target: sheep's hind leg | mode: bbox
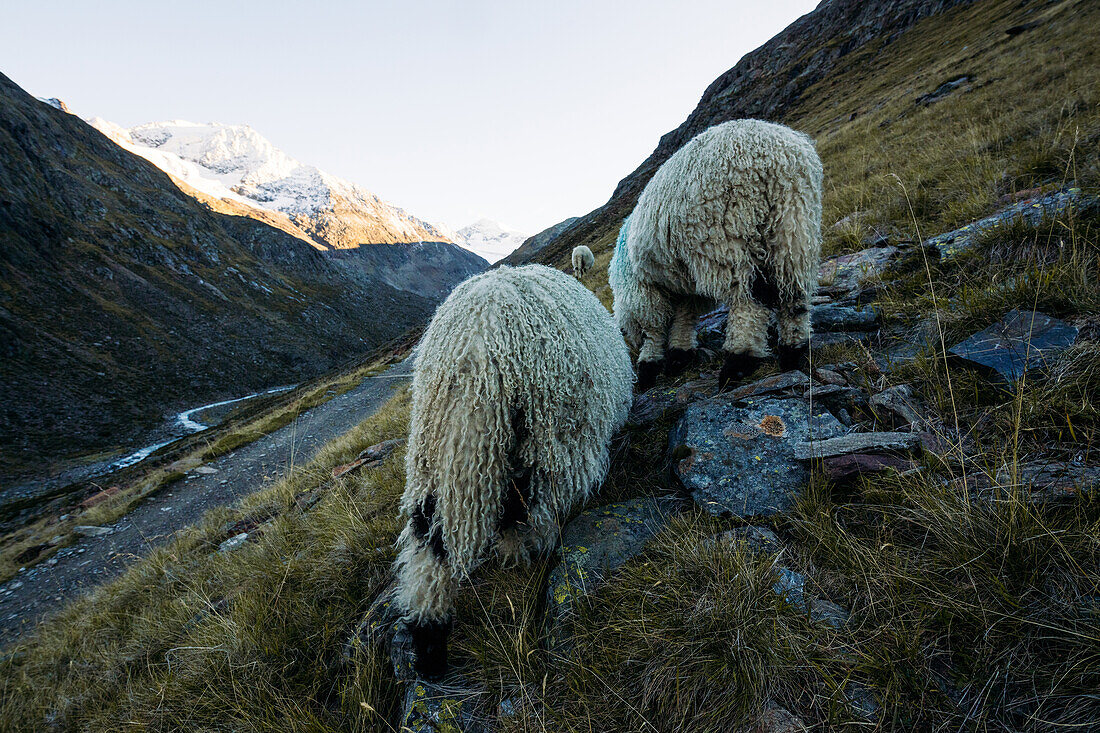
[635,287,674,392]
[396,500,457,681]
[665,299,699,377]
[776,296,812,371]
[718,298,771,389]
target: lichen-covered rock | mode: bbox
[925,189,1097,261]
[670,395,846,516]
[331,438,405,478]
[712,528,851,628]
[822,453,914,481]
[749,704,810,733]
[948,310,1078,383]
[338,581,409,677]
[545,497,682,648]
[964,460,1100,504]
[712,526,784,555]
[810,330,874,349]
[400,680,492,733]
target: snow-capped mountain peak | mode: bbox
[86,117,451,247]
[450,218,528,264]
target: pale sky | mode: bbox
[3,0,818,234]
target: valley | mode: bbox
[1,0,1098,730]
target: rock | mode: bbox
[670,396,845,517]
[727,371,810,400]
[712,526,784,555]
[804,384,869,414]
[810,597,851,629]
[817,245,899,295]
[844,682,881,719]
[925,188,1098,260]
[813,368,847,386]
[810,330,874,349]
[773,567,807,609]
[822,453,913,481]
[192,466,218,475]
[751,704,809,733]
[676,375,719,404]
[545,497,682,648]
[811,304,880,332]
[794,431,920,460]
[80,486,120,509]
[332,438,406,478]
[915,74,970,105]
[400,680,491,733]
[217,532,248,553]
[965,461,1100,503]
[948,310,1078,383]
[72,525,112,537]
[627,388,683,427]
[868,384,924,429]
[358,437,405,462]
[343,584,401,662]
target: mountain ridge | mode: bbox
[0,72,436,481]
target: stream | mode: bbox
[0,385,296,509]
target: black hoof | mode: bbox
[777,343,809,371]
[665,348,695,377]
[636,360,663,392]
[409,618,451,681]
[718,352,764,390]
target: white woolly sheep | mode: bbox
[571,245,595,278]
[610,119,823,390]
[394,264,634,679]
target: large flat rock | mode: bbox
[670,395,846,517]
[949,310,1078,383]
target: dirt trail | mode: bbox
[0,358,413,646]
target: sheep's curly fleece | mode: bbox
[395,264,634,622]
[611,119,823,362]
[571,245,595,278]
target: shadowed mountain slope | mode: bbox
[0,72,434,481]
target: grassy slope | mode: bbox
[3,1,1100,730]
[568,0,1099,304]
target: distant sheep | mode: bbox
[394,264,633,679]
[610,119,823,390]
[571,245,595,278]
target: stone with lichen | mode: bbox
[670,394,846,517]
[544,496,682,649]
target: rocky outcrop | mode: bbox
[328,241,487,301]
[925,189,1098,260]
